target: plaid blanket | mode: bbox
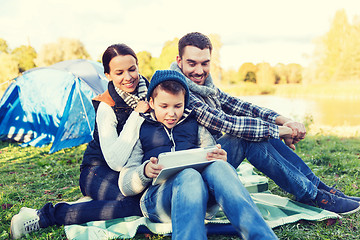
[65,162,339,240]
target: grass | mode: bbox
[1,135,360,239]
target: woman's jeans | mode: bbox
[38,165,142,228]
[218,134,320,201]
[141,161,278,240]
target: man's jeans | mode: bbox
[140,161,278,240]
[218,134,319,201]
[38,165,142,228]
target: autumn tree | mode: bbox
[36,38,90,66]
[12,45,37,72]
[137,50,154,81]
[152,38,179,71]
[208,34,222,84]
[0,38,9,53]
[287,63,303,84]
[222,68,240,85]
[238,62,257,83]
[312,9,360,82]
[0,52,19,93]
[256,62,275,85]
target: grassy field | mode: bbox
[1,135,360,240]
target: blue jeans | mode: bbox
[141,161,278,240]
[38,165,142,228]
[218,134,319,201]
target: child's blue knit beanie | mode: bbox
[147,70,189,107]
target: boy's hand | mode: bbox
[206,144,227,162]
[135,100,150,113]
[145,157,163,178]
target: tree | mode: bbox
[238,62,257,83]
[0,52,19,93]
[256,62,275,85]
[12,45,37,72]
[208,34,222,84]
[0,38,9,53]
[36,38,90,66]
[286,63,303,84]
[222,68,240,85]
[314,9,351,82]
[153,38,179,71]
[137,50,154,81]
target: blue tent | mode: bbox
[0,59,108,153]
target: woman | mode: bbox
[10,44,150,239]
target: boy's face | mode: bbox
[149,90,185,129]
[176,45,211,86]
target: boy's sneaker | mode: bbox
[302,189,360,215]
[327,185,360,202]
[10,207,40,239]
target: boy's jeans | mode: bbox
[141,161,278,240]
[218,134,319,201]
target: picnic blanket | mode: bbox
[65,162,340,240]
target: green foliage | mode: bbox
[12,45,37,72]
[137,51,154,81]
[152,38,178,71]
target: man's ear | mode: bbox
[176,55,182,68]
[149,97,155,109]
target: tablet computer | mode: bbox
[152,146,218,185]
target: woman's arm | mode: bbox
[97,102,144,171]
[119,139,152,196]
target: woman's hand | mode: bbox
[144,157,163,178]
[206,144,227,162]
[134,100,150,113]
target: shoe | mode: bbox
[10,207,40,239]
[327,184,360,202]
[301,189,360,215]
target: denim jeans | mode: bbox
[218,134,319,201]
[141,161,278,240]
[38,165,142,228]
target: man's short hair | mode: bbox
[178,32,213,58]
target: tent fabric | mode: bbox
[64,163,339,239]
[0,59,108,153]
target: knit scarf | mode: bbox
[170,62,221,109]
[114,75,147,109]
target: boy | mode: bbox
[119,70,278,240]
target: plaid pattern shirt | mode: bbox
[189,88,280,142]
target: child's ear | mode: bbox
[149,97,155,109]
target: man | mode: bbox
[169,32,360,215]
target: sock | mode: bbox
[318,181,332,192]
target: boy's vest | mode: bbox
[139,112,199,162]
[81,80,148,168]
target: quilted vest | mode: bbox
[139,112,199,162]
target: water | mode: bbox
[239,95,360,127]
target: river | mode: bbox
[240,95,360,127]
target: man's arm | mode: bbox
[190,93,280,141]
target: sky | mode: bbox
[1,0,359,70]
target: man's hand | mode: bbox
[283,120,306,144]
[279,126,296,150]
[144,157,163,178]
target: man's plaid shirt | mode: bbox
[189,88,280,142]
